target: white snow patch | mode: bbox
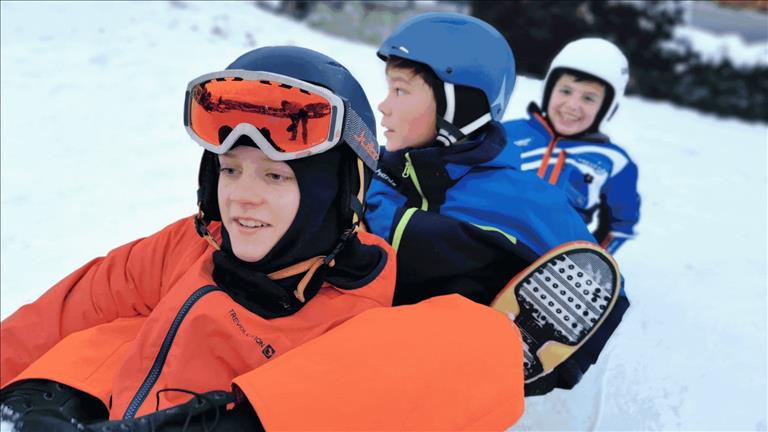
[1,2,766,431]
[665,25,768,67]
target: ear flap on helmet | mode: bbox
[197,150,221,222]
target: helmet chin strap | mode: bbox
[197,157,368,304]
[282,157,367,303]
[435,82,492,146]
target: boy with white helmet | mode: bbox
[504,38,641,254]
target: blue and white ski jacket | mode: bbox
[502,104,641,254]
[364,121,629,394]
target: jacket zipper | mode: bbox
[123,285,221,419]
[537,137,559,179]
[402,153,429,211]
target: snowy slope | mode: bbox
[1,2,766,431]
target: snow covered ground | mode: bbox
[1,2,766,431]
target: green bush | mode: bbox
[471,0,767,122]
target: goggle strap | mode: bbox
[342,106,379,170]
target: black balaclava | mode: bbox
[211,136,350,318]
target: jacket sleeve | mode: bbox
[389,206,538,305]
[599,158,640,253]
[233,295,525,431]
[0,216,206,387]
[364,176,407,243]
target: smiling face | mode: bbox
[377,65,437,152]
[217,145,300,262]
[547,73,606,136]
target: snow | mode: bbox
[667,25,768,67]
[1,2,766,431]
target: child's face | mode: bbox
[218,146,300,262]
[378,66,437,152]
[547,73,606,136]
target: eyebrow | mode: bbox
[388,75,414,85]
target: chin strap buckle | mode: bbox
[323,226,357,266]
[194,209,221,251]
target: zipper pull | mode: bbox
[402,156,412,178]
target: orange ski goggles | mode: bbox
[184,70,378,169]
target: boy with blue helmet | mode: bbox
[365,13,630,396]
[503,38,641,254]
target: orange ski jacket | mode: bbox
[1,216,525,430]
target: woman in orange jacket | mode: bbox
[0,46,525,431]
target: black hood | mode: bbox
[211,137,385,318]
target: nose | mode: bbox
[227,176,266,208]
[563,95,580,112]
[378,94,391,117]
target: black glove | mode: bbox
[0,379,108,431]
[86,390,263,432]
[524,357,585,397]
[1,384,263,432]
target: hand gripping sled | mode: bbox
[491,241,620,383]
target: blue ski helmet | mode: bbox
[378,13,515,124]
[195,46,377,232]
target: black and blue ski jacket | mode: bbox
[365,121,630,394]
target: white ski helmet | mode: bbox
[542,38,629,131]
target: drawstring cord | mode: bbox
[267,226,358,303]
[154,388,228,432]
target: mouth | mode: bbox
[233,217,270,229]
[557,111,581,122]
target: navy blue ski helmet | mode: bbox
[195,46,377,227]
[378,13,515,122]
[227,46,376,134]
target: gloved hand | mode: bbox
[1,384,263,432]
[87,390,263,432]
[0,379,108,431]
[524,357,585,397]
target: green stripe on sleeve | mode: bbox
[472,224,517,244]
[392,208,418,252]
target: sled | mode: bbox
[491,241,621,382]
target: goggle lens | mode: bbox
[189,77,334,152]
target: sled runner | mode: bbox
[491,241,620,382]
